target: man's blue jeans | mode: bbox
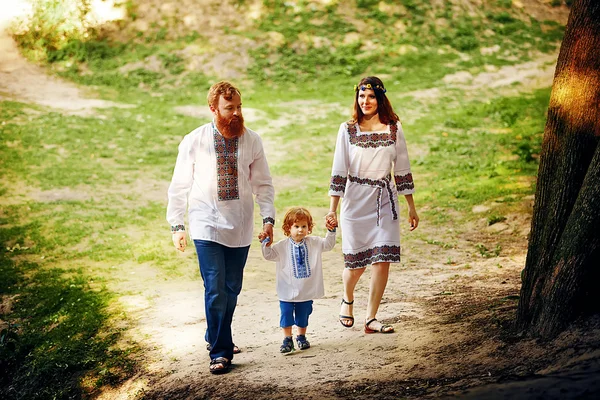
[193,240,249,361]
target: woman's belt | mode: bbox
[347,174,398,226]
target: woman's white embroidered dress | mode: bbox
[329,121,414,269]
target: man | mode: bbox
[167,81,275,374]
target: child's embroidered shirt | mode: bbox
[261,231,336,302]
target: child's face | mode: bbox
[289,218,309,243]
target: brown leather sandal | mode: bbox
[209,357,231,374]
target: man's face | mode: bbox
[211,93,245,139]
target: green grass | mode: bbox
[0,0,566,397]
[0,253,137,399]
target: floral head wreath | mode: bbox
[354,83,387,94]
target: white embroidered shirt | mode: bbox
[166,121,275,247]
[261,231,336,302]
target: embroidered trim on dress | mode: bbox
[348,122,397,149]
[171,224,185,233]
[348,174,398,226]
[343,245,401,269]
[263,217,275,225]
[395,173,414,192]
[329,174,347,193]
[213,124,240,201]
[290,239,311,279]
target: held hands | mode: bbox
[257,231,269,243]
[172,231,187,252]
[325,211,338,231]
[259,223,274,246]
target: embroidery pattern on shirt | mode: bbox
[394,173,415,192]
[347,122,397,148]
[213,125,240,201]
[343,245,401,269]
[171,224,185,233]
[330,174,347,193]
[290,239,311,279]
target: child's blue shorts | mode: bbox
[279,300,313,328]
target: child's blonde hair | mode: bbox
[282,207,315,237]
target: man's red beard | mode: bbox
[216,112,245,139]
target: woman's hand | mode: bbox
[407,208,419,231]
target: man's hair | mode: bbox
[282,207,314,237]
[207,81,241,108]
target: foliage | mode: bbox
[10,0,95,62]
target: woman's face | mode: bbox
[358,88,378,117]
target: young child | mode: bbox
[259,207,337,354]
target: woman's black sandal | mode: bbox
[339,298,355,328]
[364,318,394,334]
[209,357,231,374]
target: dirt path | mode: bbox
[2,18,600,399]
[0,13,131,116]
[96,213,528,400]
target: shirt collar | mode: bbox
[289,237,306,246]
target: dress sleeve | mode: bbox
[166,133,195,232]
[329,122,349,197]
[393,122,415,195]
[250,134,276,225]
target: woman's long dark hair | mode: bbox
[350,76,399,125]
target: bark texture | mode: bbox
[517,0,600,338]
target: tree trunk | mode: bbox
[517,0,600,338]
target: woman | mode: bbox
[327,76,419,334]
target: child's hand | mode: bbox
[325,215,338,231]
[258,230,272,245]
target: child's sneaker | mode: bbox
[296,334,310,350]
[280,336,294,354]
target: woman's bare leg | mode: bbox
[365,262,390,329]
[340,267,365,326]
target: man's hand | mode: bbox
[262,223,274,247]
[172,231,187,252]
